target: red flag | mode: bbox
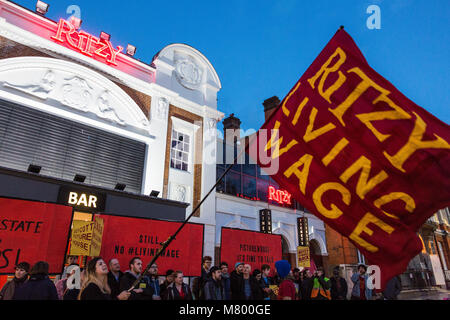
[248,29,450,290]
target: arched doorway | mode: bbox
[309,239,323,269]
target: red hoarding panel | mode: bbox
[97,215,204,277]
[220,227,282,272]
[0,198,73,274]
[248,29,450,289]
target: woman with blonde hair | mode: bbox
[79,257,130,300]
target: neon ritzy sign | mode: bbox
[268,186,292,205]
[51,19,123,66]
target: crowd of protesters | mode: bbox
[0,254,402,301]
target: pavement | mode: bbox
[397,287,450,300]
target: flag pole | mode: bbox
[127,134,252,292]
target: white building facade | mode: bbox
[0,0,223,263]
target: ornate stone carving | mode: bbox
[174,53,203,90]
[96,90,125,125]
[61,76,93,112]
[154,97,169,120]
[208,117,217,130]
[2,69,56,100]
[176,185,187,202]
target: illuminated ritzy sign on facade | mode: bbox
[51,19,123,66]
[268,186,292,205]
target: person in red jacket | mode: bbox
[275,260,296,300]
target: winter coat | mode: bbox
[231,274,263,300]
[330,276,348,300]
[382,276,402,300]
[351,273,373,300]
[230,270,243,300]
[311,276,331,300]
[300,277,314,300]
[204,278,226,300]
[0,277,28,300]
[13,274,58,300]
[193,268,209,300]
[119,271,153,300]
[107,271,124,299]
[221,273,231,300]
[164,282,193,300]
[79,282,111,300]
[147,275,161,298]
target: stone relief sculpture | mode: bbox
[96,90,125,125]
[61,76,93,112]
[155,97,169,120]
[174,53,203,90]
[2,69,56,100]
[176,185,187,202]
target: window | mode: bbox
[170,130,190,172]
[242,176,256,198]
[225,170,241,195]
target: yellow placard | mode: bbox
[69,221,93,256]
[269,285,279,296]
[69,218,104,257]
[297,246,310,268]
[90,218,104,257]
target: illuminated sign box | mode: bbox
[58,186,106,212]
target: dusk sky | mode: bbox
[16,0,450,134]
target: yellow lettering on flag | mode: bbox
[282,82,302,117]
[265,121,298,159]
[322,138,349,166]
[308,47,347,103]
[303,107,336,143]
[349,212,395,253]
[313,182,351,219]
[340,156,388,200]
[329,67,411,138]
[384,112,450,173]
[284,154,313,195]
[373,192,416,220]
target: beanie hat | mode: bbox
[275,260,291,279]
[234,262,244,269]
[15,262,30,273]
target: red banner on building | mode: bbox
[0,198,73,274]
[220,227,282,272]
[97,215,204,277]
[248,29,450,289]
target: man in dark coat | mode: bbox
[330,266,348,300]
[382,275,402,300]
[119,257,153,300]
[193,256,212,300]
[13,261,58,300]
[107,258,124,299]
[220,262,231,300]
[204,266,226,300]
[230,262,244,300]
[300,268,314,300]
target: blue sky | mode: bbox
[16,0,450,132]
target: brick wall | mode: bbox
[325,224,359,275]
